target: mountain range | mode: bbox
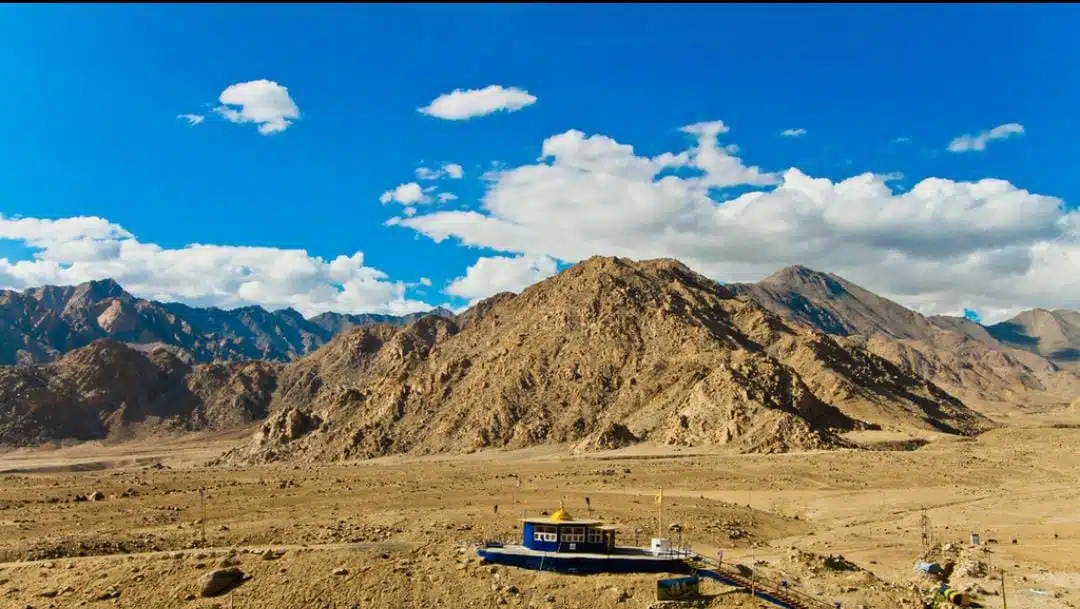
[0,278,454,366]
[1,258,1077,459]
[727,266,1079,407]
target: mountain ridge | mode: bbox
[0,280,455,366]
[728,266,1079,407]
[2,258,1076,458]
[219,255,990,464]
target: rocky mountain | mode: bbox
[219,256,990,464]
[0,279,454,365]
[727,266,1079,407]
[0,340,280,446]
[983,309,1080,369]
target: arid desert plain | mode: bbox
[1,406,1078,609]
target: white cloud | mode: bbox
[214,79,300,135]
[780,128,807,138]
[0,215,431,317]
[415,167,441,180]
[380,182,430,205]
[444,163,464,179]
[679,121,776,187]
[893,136,912,144]
[445,255,558,303]
[419,277,432,287]
[177,113,205,126]
[948,123,1025,153]
[418,85,536,120]
[392,120,1080,323]
[416,163,466,181]
[436,193,459,203]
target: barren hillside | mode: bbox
[987,308,1080,370]
[221,257,989,464]
[0,340,279,445]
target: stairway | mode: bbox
[687,557,837,609]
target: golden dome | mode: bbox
[550,508,573,522]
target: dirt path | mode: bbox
[0,539,422,570]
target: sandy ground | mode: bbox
[1,410,1078,609]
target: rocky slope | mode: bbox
[220,257,990,464]
[0,279,453,365]
[0,340,280,446]
[728,266,1078,406]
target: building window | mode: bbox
[533,525,557,543]
[587,528,605,544]
[562,527,586,543]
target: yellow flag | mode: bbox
[655,489,663,505]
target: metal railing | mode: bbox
[687,554,837,609]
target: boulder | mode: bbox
[198,568,247,597]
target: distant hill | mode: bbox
[984,309,1080,369]
[0,339,280,446]
[0,279,454,365]
[727,266,1078,407]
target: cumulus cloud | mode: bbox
[379,182,430,205]
[416,163,465,181]
[948,123,1025,153]
[214,79,300,135]
[419,277,432,287]
[418,85,536,120]
[0,214,430,318]
[780,128,807,138]
[177,113,205,126]
[445,255,559,303]
[392,120,1080,322]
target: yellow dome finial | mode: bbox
[550,500,573,522]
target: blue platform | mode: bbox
[477,543,691,575]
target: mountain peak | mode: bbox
[428,306,457,318]
[76,278,128,299]
[761,264,831,285]
[569,255,691,276]
[989,307,1080,365]
[758,265,853,301]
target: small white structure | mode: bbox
[650,537,672,555]
[970,532,980,545]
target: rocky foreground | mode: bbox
[1,422,1078,609]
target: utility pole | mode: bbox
[749,486,754,528]
[1001,571,1007,609]
[751,561,756,602]
[199,487,207,546]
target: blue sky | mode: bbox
[1,4,1079,321]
